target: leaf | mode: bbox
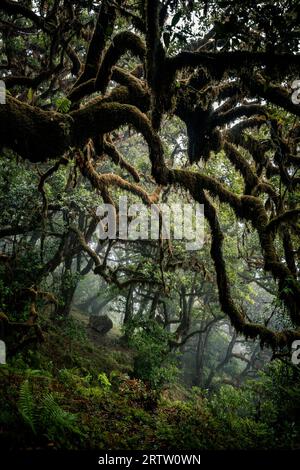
[18,379,36,434]
[55,97,71,114]
[105,25,114,38]
[27,88,34,104]
[171,10,182,28]
[163,32,171,49]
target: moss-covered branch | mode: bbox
[190,189,300,349]
[72,0,119,89]
[76,150,160,206]
[168,51,300,77]
[0,97,163,170]
[103,140,141,182]
[95,32,146,94]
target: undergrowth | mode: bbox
[0,315,299,450]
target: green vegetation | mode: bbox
[1,314,299,450]
[0,0,300,454]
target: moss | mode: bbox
[76,149,158,206]
[224,141,258,193]
[0,96,73,162]
[95,31,146,94]
[104,140,141,182]
[0,312,9,323]
[72,0,118,89]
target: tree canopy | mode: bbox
[0,0,300,351]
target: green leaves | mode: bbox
[126,319,179,389]
[171,10,182,27]
[18,378,80,439]
[98,372,112,390]
[40,393,80,438]
[163,10,183,50]
[18,379,36,434]
[163,31,171,49]
[55,97,71,114]
[27,88,34,105]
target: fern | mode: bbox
[18,380,80,439]
[40,393,79,437]
[18,379,36,433]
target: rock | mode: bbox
[89,314,113,335]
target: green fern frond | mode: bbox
[41,393,79,435]
[18,379,36,434]
[18,380,80,439]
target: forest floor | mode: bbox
[0,310,298,450]
[0,310,212,450]
[71,308,125,350]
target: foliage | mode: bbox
[55,97,72,114]
[0,0,300,453]
[207,360,300,449]
[126,319,179,389]
[18,379,36,433]
[1,317,300,450]
[97,372,111,390]
[18,377,81,444]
